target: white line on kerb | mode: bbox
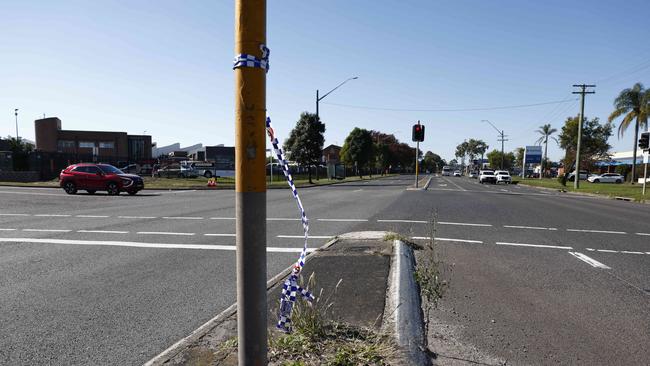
[504,225,557,231]
[75,215,110,218]
[277,235,333,239]
[77,230,129,234]
[569,252,611,269]
[118,216,157,219]
[377,219,428,224]
[496,242,573,250]
[0,237,313,253]
[136,232,195,236]
[438,221,492,227]
[22,229,71,233]
[567,229,627,235]
[317,218,368,222]
[162,217,204,220]
[412,236,483,244]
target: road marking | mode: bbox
[412,236,483,244]
[317,218,368,222]
[0,213,30,216]
[162,216,204,220]
[597,249,618,253]
[566,229,627,234]
[204,233,236,237]
[442,177,466,191]
[504,225,558,231]
[77,230,129,234]
[0,190,66,197]
[75,215,110,218]
[277,235,333,239]
[0,228,17,231]
[621,251,645,255]
[377,219,428,224]
[136,232,195,236]
[0,237,314,253]
[569,252,611,269]
[496,242,572,250]
[353,189,363,192]
[438,184,448,187]
[34,214,71,217]
[22,229,71,233]
[636,233,650,236]
[500,189,508,192]
[210,217,236,220]
[118,216,157,219]
[267,218,301,221]
[438,221,492,227]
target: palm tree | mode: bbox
[535,124,558,178]
[608,83,650,183]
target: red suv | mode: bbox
[59,163,144,195]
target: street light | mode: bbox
[14,109,19,139]
[482,120,507,170]
[316,76,358,121]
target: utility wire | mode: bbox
[321,98,577,112]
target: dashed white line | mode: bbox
[22,229,71,233]
[504,225,557,231]
[636,232,650,236]
[567,229,626,235]
[162,217,204,220]
[377,219,428,224]
[438,221,492,227]
[317,218,368,222]
[34,214,71,217]
[119,216,157,219]
[569,252,611,269]
[597,249,618,253]
[0,228,17,231]
[496,242,573,250]
[0,213,30,216]
[621,251,645,255]
[204,233,236,237]
[75,215,110,218]
[77,230,129,234]
[136,232,195,236]
[267,218,301,221]
[209,217,236,220]
[412,236,483,244]
[277,235,333,239]
[0,237,313,253]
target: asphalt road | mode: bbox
[1,175,649,365]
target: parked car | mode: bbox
[469,171,479,179]
[156,164,198,178]
[479,170,496,184]
[59,163,144,195]
[587,173,624,184]
[453,170,462,177]
[495,170,512,184]
[566,170,590,181]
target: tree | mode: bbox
[455,141,469,169]
[466,138,488,170]
[487,149,515,170]
[513,147,525,169]
[608,83,649,183]
[340,127,374,178]
[5,137,34,171]
[421,151,445,173]
[559,115,613,170]
[535,124,558,177]
[371,131,399,174]
[283,112,325,184]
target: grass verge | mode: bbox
[514,177,648,202]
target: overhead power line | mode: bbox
[321,98,578,112]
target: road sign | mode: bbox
[644,150,649,164]
[524,146,542,164]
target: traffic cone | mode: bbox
[207,178,217,187]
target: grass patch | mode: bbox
[515,177,648,202]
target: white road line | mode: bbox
[317,218,368,222]
[636,232,650,236]
[0,213,30,216]
[0,237,313,253]
[377,219,428,224]
[267,218,301,221]
[136,232,195,236]
[442,177,466,191]
[496,242,573,250]
[504,225,558,231]
[0,228,17,231]
[75,215,110,218]
[566,229,627,234]
[412,236,483,244]
[77,230,129,234]
[438,221,492,227]
[22,229,71,233]
[500,189,508,192]
[0,190,65,197]
[34,214,71,217]
[118,216,157,219]
[353,189,363,192]
[204,233,236,237]
[621,251,645,255]
[597,249,618,253]
[210,217,236,220]
[277,235,333,239]
[162,217,204,220]
[569,252,611,269]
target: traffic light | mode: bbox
[639,132,650,150]
[412,123,425,142]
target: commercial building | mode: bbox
[34,117,152,162]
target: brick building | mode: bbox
[34,117,152,162]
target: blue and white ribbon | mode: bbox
[233,44,269,71]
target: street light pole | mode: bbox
[482,120,507,170]
[316,76,358,122]
[14,109,19,139]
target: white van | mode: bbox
[442,166,452,176]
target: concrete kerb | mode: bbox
[383,240,430,365]
[406,175,433,191]
[143,237,340,366]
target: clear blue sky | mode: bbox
[2,0,650,162]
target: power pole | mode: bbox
[14,109,19,139]
[572,84,596,189]
[498,130,507,170]
[234,1,267,364]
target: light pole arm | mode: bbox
[482,119,501,135]
[318,76,358,102]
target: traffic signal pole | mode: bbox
[415,141,419,188]
[234,0,267,364]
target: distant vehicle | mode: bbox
[182,161,235,178]
[453,170,462,177]
[567,170,590,181]
[469,171,479,179]
[59,163,144,195]
[120,164,139,174]
[442,166,452,176]
[156,164,197,178]
[587,173,623,184]
[479,170,496,184]
[495,170,512,184]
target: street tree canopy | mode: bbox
[559,115,613,168]
[341,127,374,177]
[283,112,325,184]
[487,149,515,170]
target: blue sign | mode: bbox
[524,146,542,164]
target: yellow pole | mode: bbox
[234,0,267,364]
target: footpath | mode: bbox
[145,232,430,366]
